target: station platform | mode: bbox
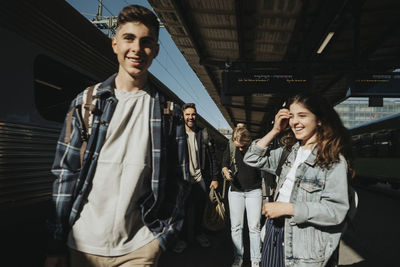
[2,184,399,267]
[157,227,364,267]
[158,185,400,267]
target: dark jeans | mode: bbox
[180,180,207,242]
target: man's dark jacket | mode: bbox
[194,127,219,187]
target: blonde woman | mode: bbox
[222,124,262,267]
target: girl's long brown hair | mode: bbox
[280,94,354,176]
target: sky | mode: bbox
[66,0,231,130]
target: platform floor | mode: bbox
[2,184,399,267]
[159,185,400,267]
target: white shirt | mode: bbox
[277,147,311,203]
[186,130,203,183]
[67,88,155,256]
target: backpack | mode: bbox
[64,83,175,167]
[64,84,100,166]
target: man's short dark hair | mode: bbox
[117,5,160,37]
[182,103,196,112]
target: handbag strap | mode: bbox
[276,146,291,177]
[211,187,223,206]
[221,177,227,199]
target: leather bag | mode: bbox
[202,187,226,231]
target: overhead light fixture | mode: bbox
[317,32,335,54]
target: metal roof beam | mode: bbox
[236,121,262,127]
[235,0,258,61]
[360,24,400,60]
[170,0,235,125]
[170,0,205,63]
[322,10,400,101]
[186,9,299,18]
[235,0,245,60]
[181,25,293,32]
[244,96,251,131]
[200,58,397,72]
[226,104,267,112]
[226,107,237,128]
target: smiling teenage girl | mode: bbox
[244,94,353,267]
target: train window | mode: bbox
[34,55,96,123]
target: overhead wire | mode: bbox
[157,39,224,127]
[159,39,221,117]
[95,0,115,17]
[154,58,222,127]
[158,40,203,104]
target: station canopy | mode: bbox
[148,0,400,136]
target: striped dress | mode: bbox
[261,218,285,267]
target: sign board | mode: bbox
[350,73,400,97]
[222,72,310,96]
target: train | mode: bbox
[0,0,227,266]
[350,113,400,189]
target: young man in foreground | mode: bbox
[45,5,190,267]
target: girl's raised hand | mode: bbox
[256,109,290,148]
[272,108,290,133]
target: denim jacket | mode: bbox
[244,141,349,267]
[47,74,190,255]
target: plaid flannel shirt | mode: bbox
[48,74,190,254]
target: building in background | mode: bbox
[335,98,400,128]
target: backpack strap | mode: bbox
[63,84,100,168]
[276,146,290,177]
[229,139,237,174]
[64,107,76,144]
[201,128,209,170]
[79,85,97,165]
[83,85,96,132]
[221,140,237,196]
[163,100,174,115]
[162,100,174,137]
[63,83,95,145]
[62,103,89,165]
